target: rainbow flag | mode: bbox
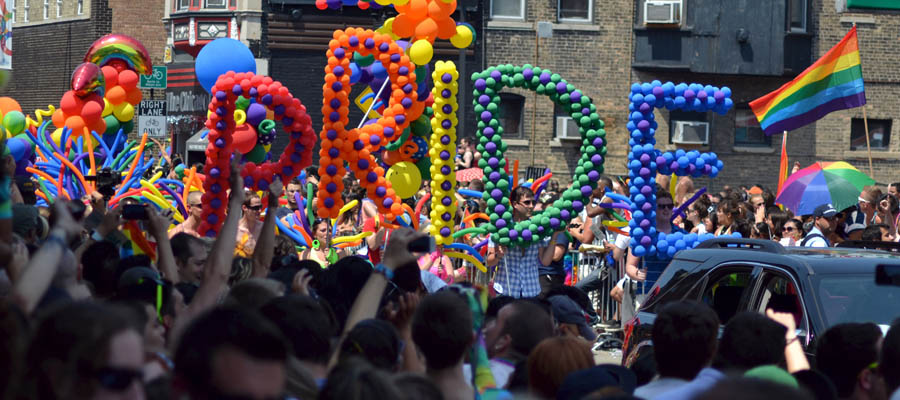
[751,26,865,135]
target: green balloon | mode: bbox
[103,115,121,135]
[245,143,267,163]
[2,111,25,135]
[354,52,375,67]
[235,96,250,111]
[416,157,431,180]
[121,120,134,135]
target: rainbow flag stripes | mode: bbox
[751,26,865,135]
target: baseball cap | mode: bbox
[117,266,163,291]
[548,295,597,341]
[845,222,866,234]
[813,204,837,218]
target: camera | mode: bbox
[85,167,121,200]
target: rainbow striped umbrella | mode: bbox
[776,161,874,216]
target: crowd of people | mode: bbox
[1,138,899,400]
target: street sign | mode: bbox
[140,66,167,89]
[137,100,168,138]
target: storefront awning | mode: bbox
[186,129,208,152]
[847,0,900,9]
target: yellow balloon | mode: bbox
[386,161,422,199]
[112,102,135,121]
[51,128,63,146]
[234,109,247,125]
[102,98,113,117]
[374,0,390,4]
[450,25,474,48]
[408,40,434,66]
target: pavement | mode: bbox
[594,348,623,365]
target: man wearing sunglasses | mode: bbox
[236,193,264,257]
[801,204,836,248]
[486,186,565,298]
[169,191,204,239]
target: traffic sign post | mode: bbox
[137,100,168,138]
[140,66,167,89]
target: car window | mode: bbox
[754,272,807,333]
[815,274,900,330]
[701,268,753,324]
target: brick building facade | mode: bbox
[2,0,166,115]
[482,0,900,191]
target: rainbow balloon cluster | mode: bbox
[427,60,459,245]
[201,71,316,236]
[316,28,425,219]
[626,80,732,258]
[470,65,606,247]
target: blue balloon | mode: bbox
[372,62,387,79]
[349,63,361,84]
[195,38,257,93]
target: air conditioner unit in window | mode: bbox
[555,116,581,140]
[672,120,709,144]
[644,0,682,25]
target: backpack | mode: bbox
[800,233,829,247]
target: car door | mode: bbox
[690,264,760,325]
[749,266,812,348]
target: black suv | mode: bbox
[621,238,900,366]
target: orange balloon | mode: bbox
[407,0,428,19]
[60,91,84,115]
[415,17,439,39]
[106,86,127,105]
[437,17,457,39]
[392,14,415,38]
[0,97,21,116]
[118,70,139,90]
[391,203,402,215]
[52,109,65,128]
[126,88,143,105]
[65,115,86,134]
[429,0,456,18]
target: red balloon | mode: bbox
[101,66,119,87]
[118,70,139,90]
[233,124,257,154]
[81,98,104,122]
[60,91,84,115]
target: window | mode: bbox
[43,0,49,19]
[850,118,891,151]
[787,0,806,32]
[559,0,591,22]
[668,109,706,144]
[77,0,83,15]
[23,0,29,22]
[734,109,771,147]
[497,93,525,139]
[491,0,525,19]
[10,1,14,22]
[554,104,580,139]
[177,0,191,10]
[56,0,62,17]
[700,268,753,324]
[754,272,806,334]
[206,0,226,8]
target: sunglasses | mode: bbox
[519,200,535,206]
[96,367,143,391]
[189,203,202,209]
[658,203,674,210]
[783,226,795,232]
[246,205,262,211]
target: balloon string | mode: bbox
[356,75,391,130]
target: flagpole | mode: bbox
[862,105,874,177]
[855,22,875,178]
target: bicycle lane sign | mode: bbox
[140,66,167,89]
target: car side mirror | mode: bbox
[875,264,900,286]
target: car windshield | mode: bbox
[815,274,900,332]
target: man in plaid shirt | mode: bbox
[486,186,566,298]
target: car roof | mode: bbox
[672,238,900,276]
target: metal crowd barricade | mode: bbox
[571,245,619,324]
